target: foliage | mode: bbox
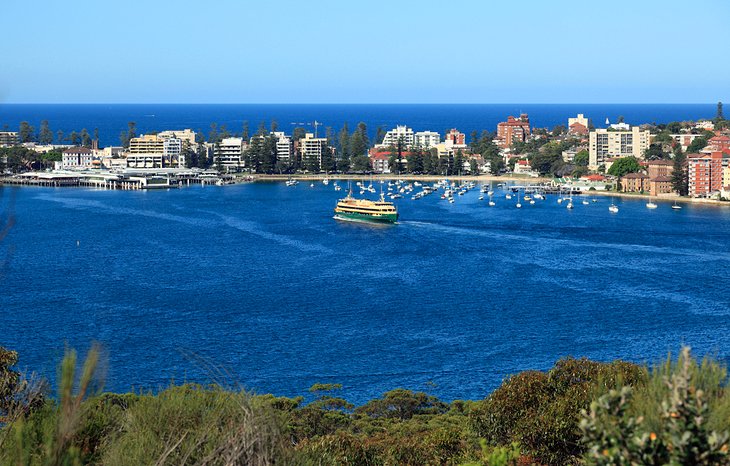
[687,136,709,153]
[573,150,589,167]
[469,357,645,465]
[607,156,642,177]
[672,145,688,196]
[581,347,730,465]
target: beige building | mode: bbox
[127,134,186,168]
[158,129,196,145]
[588,127,651,169]
[299,133,328,169]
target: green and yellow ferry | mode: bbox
[334,191,399,224]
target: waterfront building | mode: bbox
[299,133,328,169]
[687,151,729,197]
[214,137,245,172]
[62,147,95,169]
[588,127,651,169]
[567,114,589,135]
[513,159,538,176]
[127,133,188,168]
[496,114,530,148]
[272,132,293,164]
[129,134,164,154]
[0,131,19,146]
[620,172,650,193]
[414,131,440,148]
[378,125,415,148]
[444,129,467,148]
[370,152,390,173]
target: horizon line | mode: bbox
[0,102,722,106]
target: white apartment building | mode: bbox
[378,125,415,148]
[62,147,95,169]
[588,127,651,169]
[214,137,245,171]
[0,131,19,146]
[300,133,327,169]
[414,131,440,148]
[272,132,293,163]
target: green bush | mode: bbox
[581,347,730,465]
[469,357,645,465]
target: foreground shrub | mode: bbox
[101,384,286,466]
[469,357,645,464]
[581,347,730,465]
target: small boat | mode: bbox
[310,183,315,188]
[529,200,535,205]
[506,194,512,200]
[566,197,574,209]
[582,200,589,205]
[609,203,619,213]
[672,200,682,210]
[489,201,496,206]
[479,195,484,201]
[646,201,658,209]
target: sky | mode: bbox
[1,0,728,104]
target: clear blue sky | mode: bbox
[1,0,728,104]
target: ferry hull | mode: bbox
[333,211,398,224]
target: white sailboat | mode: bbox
[646,199,658,209]
[609,197,619,213]
[672,200,682,210]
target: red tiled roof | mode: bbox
[583,174,606,181]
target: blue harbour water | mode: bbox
[2,182,730,404]
[0,103,718,147]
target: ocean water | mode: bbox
[2,182,730,404]
[0,103,718,147]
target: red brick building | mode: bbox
[496,114,530,148]
[620,172,650,193]
[444,129,466,146]
[687,152,726,196]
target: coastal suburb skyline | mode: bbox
[1,0,729,105]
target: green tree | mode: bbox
[337,123,350,173]
[644,143,669,160]
[672,145,688,196]
[242,121,250,141]
[469,158,479,175]
[375,126,386,145]
[56,130,64,145]
[38,120,53,145]
[68,131,81,146]
[80,128,92,148]
[453,150,464,175]
[320,146,335,174]
[607,156,642,177]
[574,150,589,167]
[716,101,724,121]
[687,136,708,153]
[18,121,34,143]
[617,115,625,123]
[351,155,370,173]
[260,135,278,174]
